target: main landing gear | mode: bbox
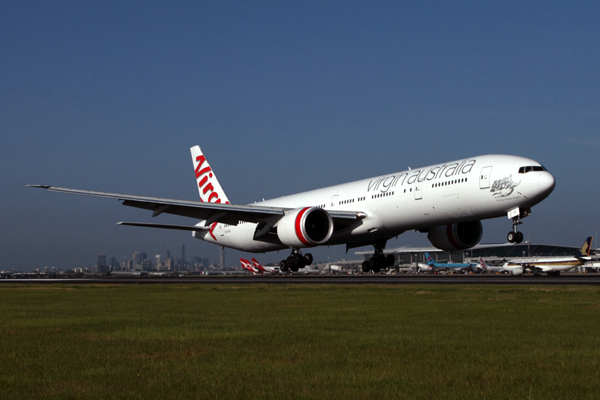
[279,249,313,273]
[361,248,395,273]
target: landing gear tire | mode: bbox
[280,249,311,273]
[292,253,303,267]
[507,231,524,244]
[304,253,313,266]
[369,255,384,273]
[362,261,370,273]
[280,260,289,273]
[386,255,395,267]
[507,231,516,243]
[516,231,524,243]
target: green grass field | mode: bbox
[1,284,599,399]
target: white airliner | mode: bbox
[479,258,507,274]
[28,145,555,273]
[501,237,593,276]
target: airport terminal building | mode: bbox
[357,241,598,267]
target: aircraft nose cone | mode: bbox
[538,172,556,195]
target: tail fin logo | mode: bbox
[579,237,593,257]
[195,155,225,204]
[190,145,230,205]
[479,258,487,270]
[190,146,231,242]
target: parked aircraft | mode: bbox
[479,258,507,274]
[239,258,259,274]
[29,145,555,273]
[416,262,434,272]
[502,237,593,276]
[251,258,280,274]
[422,252,474,272]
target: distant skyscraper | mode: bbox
[181,244,185,263]
[109,257,119,270]
[96,254,107,273]
[97,254,106,267]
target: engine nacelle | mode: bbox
[511,267,524,276]
[427,221,483,251]
[277,207,333,248]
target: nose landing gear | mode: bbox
[507,208,529,244]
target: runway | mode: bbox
[3,274,600,285]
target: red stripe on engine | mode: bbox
[295,207,312,246]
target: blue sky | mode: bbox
[2,1,599,270]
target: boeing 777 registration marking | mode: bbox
[29,145,555,273]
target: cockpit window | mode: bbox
[518,166,546,174]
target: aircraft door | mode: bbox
[414,182,423,200]
[330,195,339,210]
[479,166,492,189]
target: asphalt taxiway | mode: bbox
[3,274,600,285]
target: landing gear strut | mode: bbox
[279,249,313,273]
[362,246,395,273]
[507,216,524,244]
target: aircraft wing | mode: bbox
[27,185,362,228]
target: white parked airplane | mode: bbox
[479,258,508,274]
[501,237,593,276]
[28,145,555,273]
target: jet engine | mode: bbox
[277,207,334,248]
[427,221,483,251]
[511,267,524,276]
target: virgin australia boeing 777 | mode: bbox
[28,145,555,273]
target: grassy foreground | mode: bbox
[1,284,599,399]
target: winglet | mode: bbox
[26,185,51,189]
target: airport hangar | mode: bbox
[355,241,599,268]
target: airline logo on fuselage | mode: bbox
[367,159,476,193]
[490,175,520,198]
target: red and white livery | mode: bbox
[29,145,556,273]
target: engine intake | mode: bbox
[277,207,334,248]
[427,221,483,251]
